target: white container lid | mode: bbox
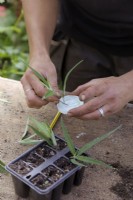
[57,95,84,114]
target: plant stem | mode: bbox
[63,60,84,96]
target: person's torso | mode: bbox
[60,0,133,55]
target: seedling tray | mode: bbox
[6,136,85,200]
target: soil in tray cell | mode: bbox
[23,152,44,167]
[54,157,75,173]
[9,160,33,175]
[42,165,64,182]
[35,145,56,159]
[54,139,67,151]
[30,174,52,190]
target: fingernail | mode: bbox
[80,94,85,101]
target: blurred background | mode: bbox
[0,0,28,80]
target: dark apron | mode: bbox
[50,38,133,92]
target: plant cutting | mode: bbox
[27,65,56,100]
[28,117,57,147]
[19,114,60,146]
[5,115,122,200]
[61,118,122,167]
[6,133,84,200]
[19,115,122,168]
[26,59,84,114]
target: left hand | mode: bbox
[68,73,133,120]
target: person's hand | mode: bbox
[21,55,60,108]
[68,74,133,120]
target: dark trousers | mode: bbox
[50,39,133,92]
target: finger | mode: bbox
[68,94,106,117]
[79,83,106,101]
[75,104,111,120]
[26,89,48,108]
[72,83,90,96]
[28,74,46,97]
[75,109,103,120]
[21,80,48,108]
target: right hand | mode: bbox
[21,55,60,108]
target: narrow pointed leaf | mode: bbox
[42,90,55,100]
[20,133,36,141]
[46,139,54,147]
[63,60,84,96]
[41,82,51,89]
[76,155,112,168]
[28,126,54,146]
[61,118,76,155]
[30,118,51,138]
[0,161,7,174]
[0,160,5,167]
[21,117,29,140]
[0,164,7,174]
[29,118,57,146]
[70,159,85,167]
[19,138,42,145]
[29,125,50,141]
[51,130,57,146]
[20,60,49,86]
[78,125,122,156]
[21,59,52,89]
[29,66,49,87]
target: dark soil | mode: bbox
[9,160,32,175]
[30,174,52,190]
[54,138,67,150]
[54,157,75,173]
[110,162,133,200]
[42,165,64,182]
[23,152,44,167]
[35,144,56,158]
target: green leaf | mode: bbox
[21,133,36,140]
[29,118,51,139]
[19,138,42,145]
[61,118,76,155]
[51,130,57,146]
[0,165,7,174]
[63,60,84,96]
[75,155,112,168]
[70,159,85,167]
[21,117,29,140]
[0,160,7,174]
[29,118,56,147]
[42,90,55,100]
[29,66,50,89]
[29,125,50,141]
[0,160,5,167]
[77,125,122,156]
